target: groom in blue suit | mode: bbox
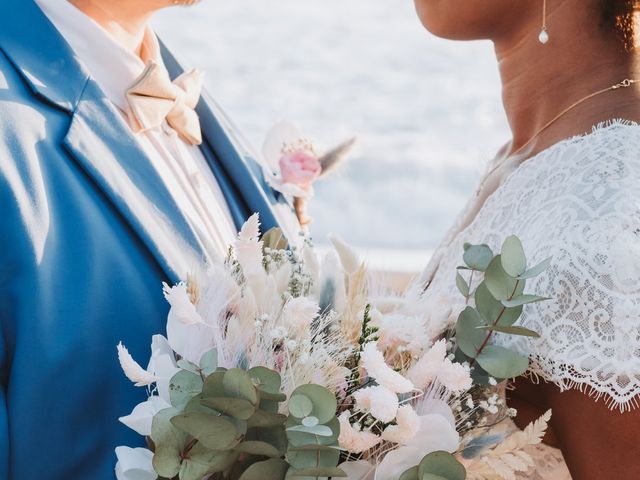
[0,0,297,478]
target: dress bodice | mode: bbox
[422,120,640,412]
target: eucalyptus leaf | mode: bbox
[477,325,540,338]
[201,397,257,420]
[289,394,314,419]
[286,424,333,437]
[474,282,523,327]
[302,416,319,427]
[485,256,524,301]
[501,295,550,308]
[176,359,199,373]
[169,370,203,409]
[422,474,448,480]
[475,345,529,379]
[223,369,260,405]
[399,466,420,480]
[248,409,288,428]
[289,385,336,424]
[150,407,188,478]
[171,412,241,450]
[455,272,470,298]
[517,256,552,280]
[286,467,346,477]
[286,444,341,472]
[202,370,226,398]
[238,458,289,480]
[234,440,282,457]
[199,348,218,376]
[418,451,466,480]
[500,235,527,277]
[455,307,486,358]
[286,416,340,447]
[179,445,238,480]
[463,244,494,271]
[248,366,282,394]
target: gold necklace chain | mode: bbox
[479,78,639,190]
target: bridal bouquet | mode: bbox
[115,215,553,480]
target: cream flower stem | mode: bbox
[469,279,522,369]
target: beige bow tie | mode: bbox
[126,61,204,145]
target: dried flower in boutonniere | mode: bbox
[262,121,356,227]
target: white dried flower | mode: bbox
[337,412,382,454]
[361,342,414,394]
[117,343,157,387]
[381,405,420,444]
[437,360,472,394]
[407,339,447,389]
[353,385,399,423]
[282,296,319,332]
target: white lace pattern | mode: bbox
[423,120,640,411]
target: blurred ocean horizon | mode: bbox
[154,0,511,269]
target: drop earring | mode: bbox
[539,0,549,44]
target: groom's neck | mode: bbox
[68,0,160,56]
[494,2,640,157]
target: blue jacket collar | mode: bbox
[0,0,89,113]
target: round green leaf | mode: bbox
[199,348,219,376]
[201,397,257,420]
[202,370,226,398]
[289,385,337,425]
[302,416,319,427]
[238,458,289,480]
[150,407,188,478]
[500,236,527,277]
[475,345,529,379]
[223,368,259,405]
[485,256,524,301]
[289,394,314,419]
[455,307,486,358]
[463,244,494,271]
[286,443,341,470]
[286,416,340,447]
[179,445,238,480]
[475,282,523,327]
[247,409,288,428]
[171,412,241,450]
[399,466,420,480]
[248,366,282,394]
[234,440,282,457]
[418,451,466,480]
[169,370,203,409]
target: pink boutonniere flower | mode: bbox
[262,121,356,226]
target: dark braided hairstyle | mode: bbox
[601,0,640,51]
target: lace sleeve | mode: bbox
[425,121,640,412]
[488,123,640,411]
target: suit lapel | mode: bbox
[160,43,282,234]
[0,0,204,283]
[63,81,204,283]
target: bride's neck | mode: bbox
[68,0,160,55]
[494,4,640,156]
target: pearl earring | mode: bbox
[539,0,549,44]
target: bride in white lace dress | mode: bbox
[413,1,640,478]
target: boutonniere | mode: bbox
[262,121,356,227]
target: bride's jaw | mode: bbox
[413,0,537,42]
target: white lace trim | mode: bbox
[423,119,640,411]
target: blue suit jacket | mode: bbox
[0,0,293,478]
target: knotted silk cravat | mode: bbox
[126,61,204,145]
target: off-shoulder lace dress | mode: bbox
[422,120,640,478]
